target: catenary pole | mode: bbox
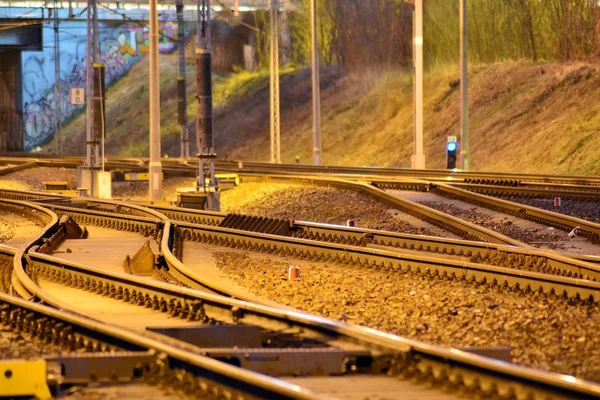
[196,0,219,210]
[411,0,425,169]
[310,0,321,165]
[177,0,189,158]
[85,0,95,170]
[148,0,163,200]
[53,0,62,155]
[460,0,470,170]
[269,0,281,163]
[83,0,100,195]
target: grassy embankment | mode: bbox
[54,57,600,175]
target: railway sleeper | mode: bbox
[188,221,600,282]
[219,213,294,237]
[48,208,161,238]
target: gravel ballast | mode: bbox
[221,182,444,236]
[507,197,600,223]
[0,167,78,190]
[420,200,569,250]
[214,250,600,382]
[0,219,15,243]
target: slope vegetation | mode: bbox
[54,58,600,175]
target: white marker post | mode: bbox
[70,88,85,105]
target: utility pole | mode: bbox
[460,0,470,170]
[411,0,425,169]
[269,0,281,163]
[310,0,321,165]
[53,0,62,155]
[196,0,220,210]
[148,0,162,200]
[83,0,100,194]
[177,0,189,159]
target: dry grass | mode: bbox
[52,58,600,175]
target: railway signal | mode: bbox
[447,136,458,169]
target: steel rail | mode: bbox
[0,198,56,232]
[58,198,164,220]
[453,182,600,199]
[372,178,600,198]
[212,160,600,185]
[0,188,69,202]
[430,183,600,244]
[236,173,530,246]
[230,174,600,265]
[142,202,600,281]
[35,197,600,290]
[4,181,600,283]
[7,154,600,186]
[37,202,162,236]
[0,198,59,299]
[0,160,39,175]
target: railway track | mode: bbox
[4,191,600,309]
[0,199,333,399]
[0,261,326,399]
[30,194,600,382]
[231,175,600,262]
[3,157,600,247]
[16,193,600,296]
[1,194,600,397]
[4,178,600,287]
[6,155,600,186]
[141,202,600,281]
[5,159,600,394]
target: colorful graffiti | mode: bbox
[23,19,180,150]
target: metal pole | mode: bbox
[196,0,213,156]
[177,0,189,159]
[148,0,162,200]
[460,0,470,170]
[85,0,95,170]
[269,0,281,163]
[196,0,219,211]
[310,0,321,165]
[53,0,62,155]
[411,0,425,169]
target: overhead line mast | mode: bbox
[177,0,190,159]
[148,0,162,200]
[53,0,62,155]
[310,0,321,165]
[269,0,281,163]
[196,0,220,210]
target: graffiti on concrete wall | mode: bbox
[23,19,179,150]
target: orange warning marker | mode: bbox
[288,265,300,280]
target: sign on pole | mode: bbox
[70,88,85,105]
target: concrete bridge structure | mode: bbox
[0,0,292,151]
